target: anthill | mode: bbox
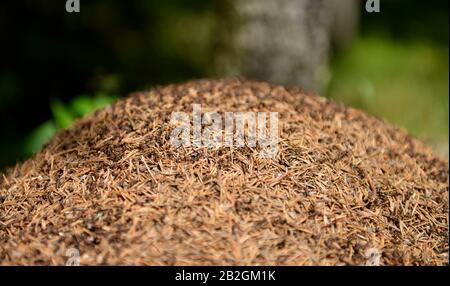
[0,79,448,265]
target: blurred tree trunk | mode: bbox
[212,0,359,92]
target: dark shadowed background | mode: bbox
[0,0,448,170]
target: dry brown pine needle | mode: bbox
[0,79,448,265]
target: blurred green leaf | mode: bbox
[92,93,117,110]
[22,94,117,158]
[70,95,95,117]
[70,94,117,117]
[23,120,57,156]
[51,100,75,129]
